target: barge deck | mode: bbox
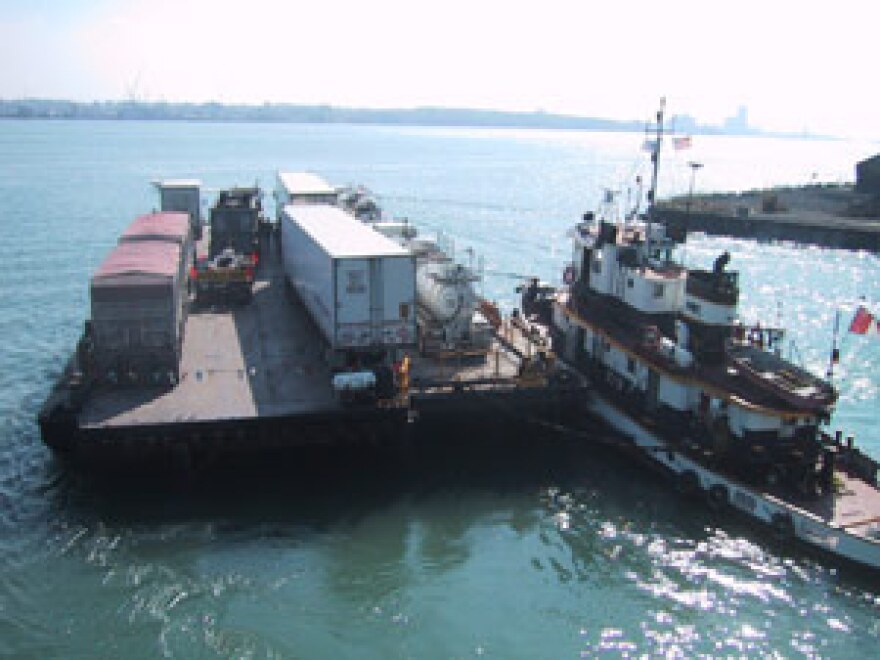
[40,242,588,461]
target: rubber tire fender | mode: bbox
[707,483,729,511]
[771,512,795,542]
[675,470,701,497]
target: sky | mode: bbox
[1,0,877,138]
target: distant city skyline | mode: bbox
[0,98,784,139]
[1,0,877,139]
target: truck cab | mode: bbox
[209,187,265,264]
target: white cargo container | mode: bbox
[281,204,416,354]
[154,179,202,239]
[274,172,338,221]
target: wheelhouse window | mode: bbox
[653,283,665,298]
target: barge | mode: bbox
[38,176,588,463]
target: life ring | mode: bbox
[707,484,729,511]
[771,512,795,542]
[675,470,700,497]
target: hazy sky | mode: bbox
[1,0,877,138]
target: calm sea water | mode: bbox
[2,119,879,657]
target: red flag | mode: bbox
[849,305,875,334]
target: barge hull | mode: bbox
[40,239,590,462]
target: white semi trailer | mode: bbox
[281,204,416,371]
[274,171,338,222]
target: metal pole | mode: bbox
[644,98,665,265]
[686,161,703,218]
[827,308,841,380]
[646,98,665,223]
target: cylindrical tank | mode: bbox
[659,336,694,368]
[416,258,477,325]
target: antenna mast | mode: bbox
[647,97,665,223]
[643,97,666,263]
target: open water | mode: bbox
[1,119,879,657]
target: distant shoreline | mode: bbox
[0,99,826,139]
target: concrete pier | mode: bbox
[658,185,880,252]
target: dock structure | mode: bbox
[39,241,588,463]
[657,186,880,252]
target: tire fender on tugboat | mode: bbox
[707,483,729,511]
[675,470,701,497]
[771,512,796,542]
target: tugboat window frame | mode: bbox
[627,356,636,374]
[627,278,634,288]
[592,258,602,274]
[653,283,664,298]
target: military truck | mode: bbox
[208,186,265,263]
[192,187,268,304]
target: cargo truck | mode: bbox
[87,240,184,386]
[192,187,265,305]
[281,204,416,379]
[208,186,264,263]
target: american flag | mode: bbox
[673,135,692,150]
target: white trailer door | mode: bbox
[380,256,416,345]
[335,258,371,347]
[369,258,384,345]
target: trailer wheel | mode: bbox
[707,484,729,511]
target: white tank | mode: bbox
[659,336,694,368]
[416,258,477,325]
[332,370,376,393]
[675,319,690,349]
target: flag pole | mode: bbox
[827,308,841,381]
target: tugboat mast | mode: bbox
[644,97,666,263]
[647,97,666,222]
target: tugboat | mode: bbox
[524,99,880,571]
